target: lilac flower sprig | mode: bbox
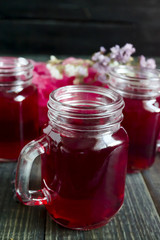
[92,43,135,69]
[91,43,156,83]
[110,43,136,63]
[139,55,156,69]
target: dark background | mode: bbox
[0,0,160,57]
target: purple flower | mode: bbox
[139,55,156,69]
[91,46,107,62]
[100,46,106,54]
[97,74,108,83]
[110,45,120,59]
[92,46,111,77]
[110,43,136,63]
[98,55,110,66]
[92,52,102,62]
[92,62,108,74]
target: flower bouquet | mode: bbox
[32,43,156,129]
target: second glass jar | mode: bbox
[0,57,39,161]
[108,65,160,173]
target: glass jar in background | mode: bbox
[15,85,128,230]
[0,57,39,161]
[108,65,160,173]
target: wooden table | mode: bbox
[0,154,160,240]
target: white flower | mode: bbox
[65,64,88,77]
[46,63,63,79]
[50,55,58,61]
[65,64,77,77]
[73,78,82,85]
[77,66,88,76]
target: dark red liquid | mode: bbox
[42,128,128,230]
[0,84,39,160]
[122,96,160,173]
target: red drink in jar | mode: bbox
[109,65,160,172]
[16,85,128,230]
[42,127,128,229]
[122,96,160,172]
[0,57,39,161]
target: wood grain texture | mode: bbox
[45,173,160,240]
[0,1,160,56]
[142,154,160,215]
[0,20,135,55]
[0,1,160,21]
[0,156,160,239]
[0,163,46,240]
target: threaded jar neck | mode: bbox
[47,85,124,136]
[0,57,33,86]
[108,65,160,98]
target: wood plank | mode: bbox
[0,20,159,57]
[0,163,46,240]
[0,1,160,57]
[45,173,160,240]
[142,154,160,215]
[0,20,135,55]
[88,7,160,23]
[0,1,160,21]
[0,156,159,239]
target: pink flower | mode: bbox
[32,62,57,127]
[139,55,156,69]
[32,48,157,130]
[32,58,100,128]
[32,62,55,106]
[62,57,85,65]
[83,66,98,85]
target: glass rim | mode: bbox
[48,85,124,116]
[0,57,33,86]
[109,65,160,83]
[0,57,33,75]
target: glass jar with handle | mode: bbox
[15,85,128,230]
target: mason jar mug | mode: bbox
[0,57,39,161]
[108,65,160,173]
[15,85,128,230]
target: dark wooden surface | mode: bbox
[0,1,160,56]
[0,155,160,240]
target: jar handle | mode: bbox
[15,135,50,206]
